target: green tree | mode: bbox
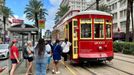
[119,0,133,42]
[55,5,70,24]
[24,0,47,28]
[99,4,110,12]
[0,6,13,43]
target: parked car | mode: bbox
[0,44,9,59]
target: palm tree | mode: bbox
[55,5,70,24]
[130,0,134,41]
[24,0,47,39]
[119,0,133,41]
[0,6,13,43]
[125,0,131,41]
[24,0,47,28]
[99,4,110,12]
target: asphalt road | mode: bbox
[1,53,134,75]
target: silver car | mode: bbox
[0,44,9,59]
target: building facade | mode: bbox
[0,0,12,43]
[86,0,134,34]
[61,0,88,11]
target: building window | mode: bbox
[120,9,127,18]
[113,13,117,20]
[120,0,126,7]
[111,3,117,10]
[94,24,104,38]
[106,24,112,38]
[81,23,92,38]
[120,10,123,18]
[113,23,117,29]
[120,21,126,31]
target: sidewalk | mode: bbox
[14,60,27,75]
[1,59,28,75]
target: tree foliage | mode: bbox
[55,5,70,24]
[0,6,13,18]
[24,0,47,27]
[99,4,110,13]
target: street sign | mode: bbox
[38,19,45,29]
[12,19,24,24]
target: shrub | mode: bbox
[113,42,134,55]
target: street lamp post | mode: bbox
[39,8,45,38]
[3,16,6,44]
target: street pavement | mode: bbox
[0,59,73,75]
[1,53,134,75]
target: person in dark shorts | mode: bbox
[25,41,34,75]
[52,39,62,74]
[9,39,20,75]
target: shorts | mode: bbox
[47,57,51,64]
[53,60,59,63]
[62,53,68,61]
[27,57,33,62]
[11,59,17,64]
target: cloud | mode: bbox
[49,0,61,6]
[44,0,62,31]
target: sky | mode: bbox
[6,0,62,33]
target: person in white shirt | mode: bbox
[45,40,52,71]
[61,38,71,65]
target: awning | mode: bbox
[8,28,38,32]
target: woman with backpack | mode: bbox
[34,38,48,75]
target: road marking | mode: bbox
[61,61,77,75]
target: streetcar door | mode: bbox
[72,19,78,59]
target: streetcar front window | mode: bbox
[106,24,112,38]
[94,24,104,38]
[81,23,91,38]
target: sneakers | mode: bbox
[52,70,60,74]
[55,71,60,74]
[52,69,55,74]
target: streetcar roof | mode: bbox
[77,10,111,16]
[54,10,112,29]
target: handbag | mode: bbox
[23,47,28,59]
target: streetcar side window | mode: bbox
[81,23,92,38]
[106,24,112,38]
[94,24,104,38]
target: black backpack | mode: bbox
[23,46,28,59]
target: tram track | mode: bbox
[115,53,134,59]
[106,64,134,75]
[82,66,97,75]
[114,58,134,64]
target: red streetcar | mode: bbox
[55,10,114,63]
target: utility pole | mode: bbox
[3,16,6,44]
[96,0,100,10]
[39,8,43,38]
